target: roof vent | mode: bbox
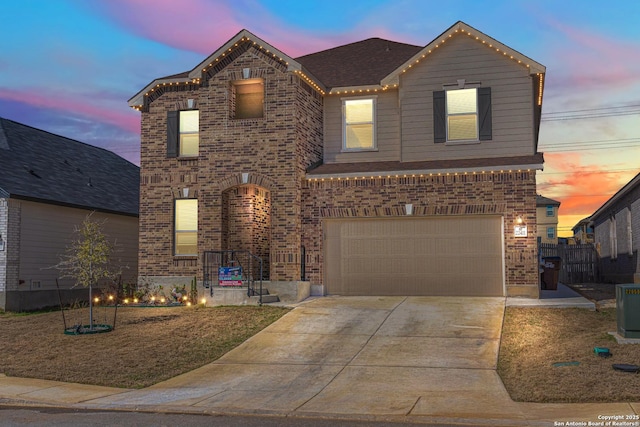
[23,165,41,178]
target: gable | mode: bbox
[383,21,545,88]
[196,39,289,85]
[130,22,545,111]
[129,29,324,109]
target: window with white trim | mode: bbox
[343,98,376,150]
[433,87,491,143]
[174,199,198,256]
[167,109,199,158]
[446,88,478,141]
[546,205,554,217]
[547,227,555,239]
[179,110,199,157]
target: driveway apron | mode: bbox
[88,296,518,420]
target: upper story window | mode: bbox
[433,87,491,143]
[546,205,555,217]
[179,110,199,157]
[174,199,198,256]
[446,88,478,141]
[231,78,264,119]
[343,98,376,151]
[167,109,199,158]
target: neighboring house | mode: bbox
[572,216,594,244]
[590,172,640,283]
[536,195,561,244]
[0,117,140,311]
[129,21,546,299]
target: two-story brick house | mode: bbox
[129,21,546,300]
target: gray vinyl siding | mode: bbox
[321,35,537,165]
[400,35,536,161]
[16,201,139,291]
[323,90,400,163]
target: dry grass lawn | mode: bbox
[2,284,638,403]
[498,285,640,403]
[0,305,289,389]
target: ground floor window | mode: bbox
[175,199,198,255]
[547,227,555,239]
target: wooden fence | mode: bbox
[539,243,598,284]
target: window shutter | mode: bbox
[167,111,178,158]
[433,90,446,143]
[478,87,492,141]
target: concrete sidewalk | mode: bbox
[1,296,638,426]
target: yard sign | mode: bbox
[218,266,242,286]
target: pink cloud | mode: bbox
[95,0,242,55]
[93,0,415,60]
[543,19,640,90]
[0,88,140,135]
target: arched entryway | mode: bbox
[221,184,271,280]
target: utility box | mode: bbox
[616,284,640,339]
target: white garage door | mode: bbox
[324,216,504,296]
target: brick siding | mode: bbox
[301,171,539,296]
[137,45,539,297]
[138,49,323,282]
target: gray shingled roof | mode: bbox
[536,195,561,207]
[0,117,139,216]
[153,37,422,91]
[296,38,422,88]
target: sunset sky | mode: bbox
[1,0,639,236]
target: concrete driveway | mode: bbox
[88,296,520,421]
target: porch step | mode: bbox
[247,287,279,303]
[260,294,280,304]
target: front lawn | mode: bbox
[498,306,640,402]
[0,305,289,389]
